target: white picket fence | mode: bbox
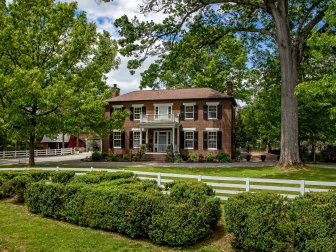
[0,148,74,159]
[2,167,336,200]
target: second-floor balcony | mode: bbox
[140,114,179,124]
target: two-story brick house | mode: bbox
[102,84,236,159]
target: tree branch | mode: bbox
[235,27,276,38]
[296,1,324,38]
[299,8,327,42]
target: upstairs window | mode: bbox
[134,107,142,120]
[185,106,194,119]
[208,105,217,119]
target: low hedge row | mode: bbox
[25,179,221,246]
[225,192,336,251]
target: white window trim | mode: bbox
[207,105,218,120]
[207,131,218,150]
[184,131,194,150]
[182,128,196,131]
[205,128,220,131]
[153,103,173,107]
[132,104,144,108]
[133,131,141,149]
[184,105,194,120]
[206,102,219,106]
[112,105,123,108]
[183,102,196,106]
[113,131,122,149]
[131,128,145,132]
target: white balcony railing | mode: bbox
[140,114,179,123]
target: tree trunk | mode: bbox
[76,132,79,148]
[29,133,35,167]
[62,132,65,149]
[3,132,7,151]
[272,7,302,167]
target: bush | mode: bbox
[216,153,231,163]
[51,171,76,184]
[321,145,336,163]
[188,152,199,162]
[69,172,134,185]
[91,151,102,161]
[0,175,34,202]
[173,155,183,163]
[204,152,215,162]
[225,192,336,251]
[24,178,220,247]
[181,154,189,161]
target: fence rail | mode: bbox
[0,148,74,159]
[1,167,336,200]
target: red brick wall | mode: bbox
[103,99,234,157]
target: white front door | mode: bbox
[154,131,171,152]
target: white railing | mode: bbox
[140,114,179,123]
[2,167,336,200]
[0,148,74,159]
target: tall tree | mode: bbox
[108,0,333,167]
[0,0,121,166]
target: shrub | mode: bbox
[216,153,231,163]
[181,154,189,161]
[225,192,336,251]
[51,171,76,184]
[24,178,220,247]
[173,155,183,163]
[321,145,336,163]
[123,153,130,161]
[204,152,215,162]
[91,151,102,161]
[69,172,134,185]
[188,152,199,162]
[0,175,34,202]
[166,144,174,162]
[235,149,241,161]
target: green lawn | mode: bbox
[0,200,232,252]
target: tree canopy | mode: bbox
[0,0,125,166]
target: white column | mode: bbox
[177,128,180,153]
[172,127,175,153]
[100,139,103,152]
[139,127,142,146]
[146,128,149,144]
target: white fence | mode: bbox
[2,167,336,200]
[0,148,75,159]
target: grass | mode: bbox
[0,200,232,252]
[1,163,336,181]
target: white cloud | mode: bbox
[60,0,166,94]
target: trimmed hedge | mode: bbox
[69,171,134,185]
[225,192,336,251]
[25,179,221,246]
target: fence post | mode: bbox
[300,180,305,196]
[56,166,59,171]
[91,166,94,172]
[245,178,250,192]
[157,173,161,186]
[198,175,202,182]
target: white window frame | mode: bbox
[208,105,217,119]
[184,131,194,149]
[113,131,122,148]
[133,107,142,120]
[133,131,140,148]
[185,105,194,119]
[207,131,217,150]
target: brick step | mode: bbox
[141,153,167,162]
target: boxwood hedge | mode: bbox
[225,192,336,251]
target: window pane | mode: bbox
[208,105,217,119]
[133,131,140,148]
[185,106,194,119]
[134,107,142,120]
[184,131,194,148]
[208,132,217,149]
[114,132,121,148]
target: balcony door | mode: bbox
[155,105,172,120]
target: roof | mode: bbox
[107,88,233,103]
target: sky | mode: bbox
[60,0,165,95]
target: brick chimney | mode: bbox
[226,81,233,96]
[111,83,120,98]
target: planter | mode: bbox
[246,154,251,162]
[261,154,266,162]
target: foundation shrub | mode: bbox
[216,153,231,163]
[225,192,336,251]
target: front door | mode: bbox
[154,131,171,152]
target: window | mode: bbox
[134,107,142,120]
[208,132,217,149]
[185,131,194,149]
[208,105,217,119]
[185,106,194,119]
[113,107,122,112]
[133,131,140,148]
[113,132,121,148]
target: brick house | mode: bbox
[102,84,236,159]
